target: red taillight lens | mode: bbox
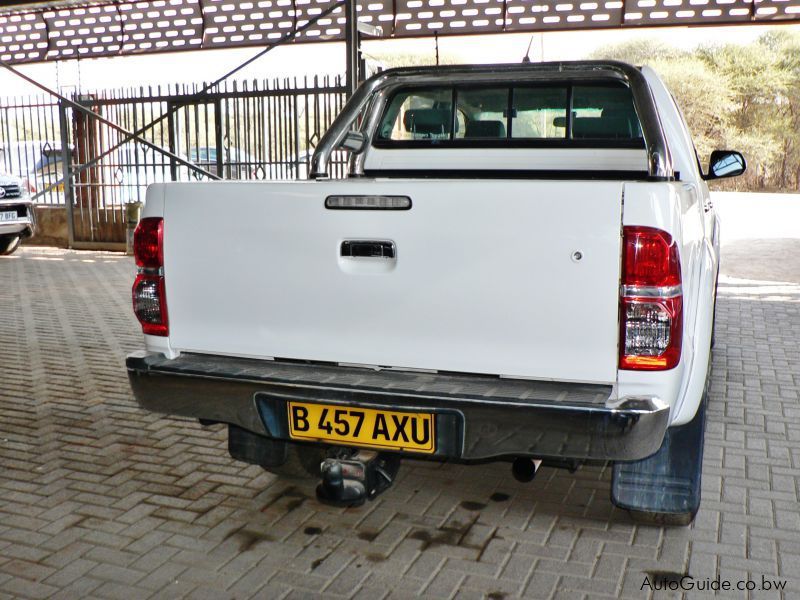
[133,273,168,336]
[132,217,167,336]
[620,226,682,371]
[622,226,681,288]
[133,217,163,269]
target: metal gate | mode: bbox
[0,75,347,249]
[61,76,347,248]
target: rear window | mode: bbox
[376,82,643,147]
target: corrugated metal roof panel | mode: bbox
[0,0,797,65]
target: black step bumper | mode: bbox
[126,351,670,462]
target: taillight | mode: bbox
[619,226,682,370]
[133,274,168,336]
[133,217,163,269]
[132,217,168,336]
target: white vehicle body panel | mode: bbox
[139,64,721,430]
[157,179,624,383]
[364,147,648,172]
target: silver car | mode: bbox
[0,172,35,255]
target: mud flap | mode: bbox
[611,393,707,524]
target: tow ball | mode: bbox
[316,450,401,507]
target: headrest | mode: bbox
[602,107,637,119]
[572,117,633,139]
[602,107,641,137]
[464,120,506,139]
[403,109,452,136]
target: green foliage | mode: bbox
[594,39,689,64]
[365,51,463,69]
[594,33,800,192]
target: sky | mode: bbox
[0,23,798,98]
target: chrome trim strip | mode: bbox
[621,284,682,298]
[310,61,674,180]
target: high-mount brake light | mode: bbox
[132,217,168,336]
[619,226,682,370]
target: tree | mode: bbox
[593,34,800,192]
[647,57,734,167]
[767,32,800,189]
[592,39,688,65]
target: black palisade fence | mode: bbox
[0,74,348,244]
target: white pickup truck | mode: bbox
[127,61,745,524]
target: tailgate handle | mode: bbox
[341,240,395,259]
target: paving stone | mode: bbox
[0,246,797,598]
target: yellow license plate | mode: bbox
[287,402,435,454]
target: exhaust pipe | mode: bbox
[512,457,542,482]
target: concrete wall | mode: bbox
[712,191,800,284]
[25,205,69,248]
[711,192,800,243]
[24,205,129,250]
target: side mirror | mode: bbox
[704,150,746,180]
[337,131,367,154]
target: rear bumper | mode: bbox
[126,351,670,462]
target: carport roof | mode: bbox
[1,0,799,65]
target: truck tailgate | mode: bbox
[161,179,623,384]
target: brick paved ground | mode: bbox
[0,245,798,599]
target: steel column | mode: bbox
[57,100,75,248]
[167,102,177,181]
[344,0,359,97]
[214,99,223,178]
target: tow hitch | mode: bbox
[316,450,401,507]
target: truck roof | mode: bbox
[369,60,643,79]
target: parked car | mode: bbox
[126,61,745,524]
[190,146,319,180]
[0,141,68,204]
[189,146,258,179]
[0,170,36,255]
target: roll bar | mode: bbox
[309,60,674,180]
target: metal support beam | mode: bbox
[57,100,75,248]
[3,0,800,67]
[214,99,224,178]
[344,0,359,98]
[167,101,178,182]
